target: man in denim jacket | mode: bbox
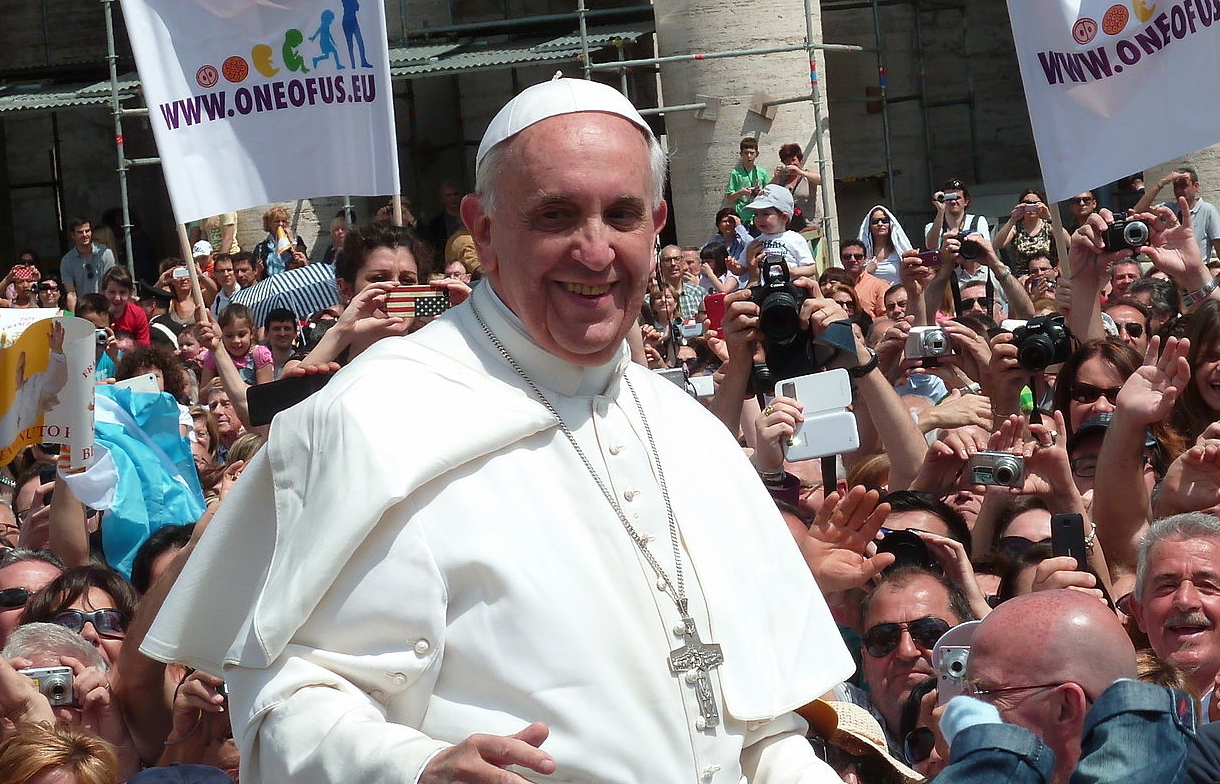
[935,590,1194,784]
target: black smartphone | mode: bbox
[1050,513,1089,567]
[247,373,333,427]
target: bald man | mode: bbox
[938,590,1192,784]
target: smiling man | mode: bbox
[1131,513,1220,697]
[144,77,852,784]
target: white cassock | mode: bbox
[143,281,854,784]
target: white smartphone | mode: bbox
[114,372,160,395]
[776,369,858,462]
[687,375,715,398]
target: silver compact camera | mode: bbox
[968,451,1025,488]
[904,326,953,363]
[19,665,73,707]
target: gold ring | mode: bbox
[764,404,775,415]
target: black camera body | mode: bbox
[1102,213,1151,253]
[1011,314,1072,372]
[749,257,815,391]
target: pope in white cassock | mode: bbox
[142,78,854,784]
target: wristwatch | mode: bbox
[849,347,879,378]
[1182,277,1219,308]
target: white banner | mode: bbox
[121,0,399,222]
[0,312,97,469]
[1007,0,1220,201]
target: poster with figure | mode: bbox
[120,0,398,222]
[0,312,97,468]
[1007,0,1220,201]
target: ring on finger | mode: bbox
[764,404,775,415]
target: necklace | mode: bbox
[470,300,725,729]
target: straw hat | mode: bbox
[826,700,925,784]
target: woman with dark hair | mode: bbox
[994,186,1070,275]
[1052,339,1142,433]
[825,282,873,335]
[35,274,68,312]
[1173,299,1220,442]
[697,242,738,293]
[708,208,750,288]
[21,564,138,668]
[287,222,462,372]
[856,205,912,286]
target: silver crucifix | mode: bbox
[668,615,724,728]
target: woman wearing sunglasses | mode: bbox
[20,565,137,668]
[856,206,913,287]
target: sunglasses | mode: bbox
[1070,196,1096,205]
[959,297,992,311]
[862,616,950,658]
[1069,383,1121,405]
[661,256,682,262]
[1115,321,1144,338]
[84,264,94,280]
[870,217,891,225]
[841,252,865,261]
[997,535,1051,556]
[0,587,31,609]
[903,727,936,764]
[51,608,128,639]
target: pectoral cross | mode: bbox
[668,615,724,728]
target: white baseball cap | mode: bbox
[192,240,214,257]
[746,184,795,217]
[475,75,653,168]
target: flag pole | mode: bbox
[175,222,207,313]
[392,194,404,228]
[1049,199,1071,279]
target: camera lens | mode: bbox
[759,293,802,342]
[1017,334,1055,372]
[959,239,980,260]
[1124,220,1150,248]
[993,456,1020,485]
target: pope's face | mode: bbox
[464,112,666,366]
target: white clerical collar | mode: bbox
[473,281,627,398]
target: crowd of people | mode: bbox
[6,76,1220,784]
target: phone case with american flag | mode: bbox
[385,285,451,319]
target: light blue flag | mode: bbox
[63,385,205,579]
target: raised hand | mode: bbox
[798,486,894,594]
[1116,335,1191,426]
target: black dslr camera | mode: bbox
[1011,314,1072,372]
[749,256,815,391]
[1102,212,1150,253]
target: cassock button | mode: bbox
[673,623,688,636]
[414,639,430,656]
[696,716,708,731]
[702,765,720,780]
[624,489,639,502]
[387,672,407,685]
[656,578,668,590]
[609,445,623,455]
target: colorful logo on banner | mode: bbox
[158,0,377,131]
[1038,0,1220,85]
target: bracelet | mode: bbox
[849,347,879,378]
[1182,276,1219,308]
[995,267,1012,281]
[1084,521,1097,554]
[758,469,786,486]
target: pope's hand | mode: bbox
[421,722,557,784]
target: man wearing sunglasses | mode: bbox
[0,550,62,646]
[1103,297,1151,354]
[838,239,888,318]
[859,566,973,753]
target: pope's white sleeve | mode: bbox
[226,650,451,784]
[740,712,841,784]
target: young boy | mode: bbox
[74,293,121,382]
[738,185,817,277]
[100,266,151,346]
[725,137,770,224]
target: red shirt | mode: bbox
[112,300,151,346]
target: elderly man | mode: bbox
[1131,512,1220,697]
[937,590,1190,784]
[142,78,851,784]
[657,243,707,319]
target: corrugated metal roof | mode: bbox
[389,24,654,78]
[0,25,653,114]
[0,81,138,114]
